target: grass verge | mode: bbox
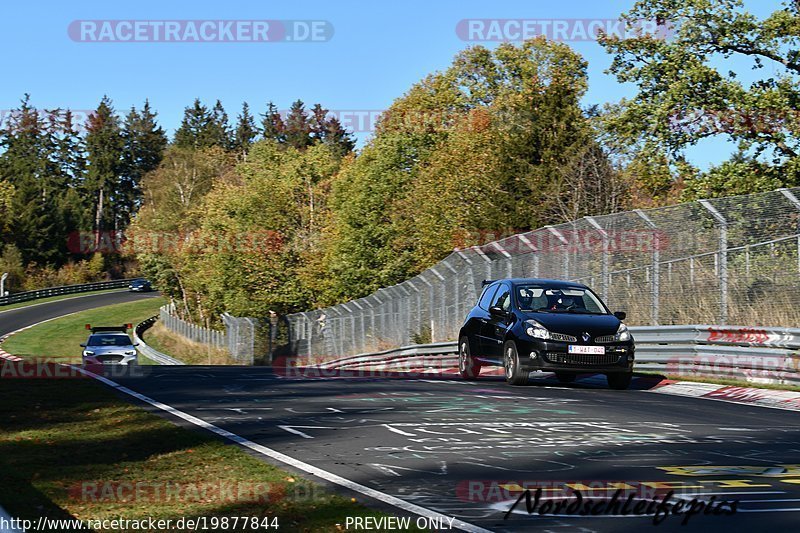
[2,298,166,364]
[0,378,420,531]
[0,289,128,314]
[144,322,234,365]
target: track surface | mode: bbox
[109,366,800,533]
[0,290,160,337]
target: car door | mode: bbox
[472,283,498,357]
[483,282,512,362]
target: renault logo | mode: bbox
[582,332,591,343]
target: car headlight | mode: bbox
[525,319,551,340]
[83,351,95,356]
[616,323,631,342]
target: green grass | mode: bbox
[2,298,166,363]
[144,321,235,365]
[0,379,421,532]
[0,289,128,313]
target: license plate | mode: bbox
[568,345,605,355]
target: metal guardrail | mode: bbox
[133,316,185,366]
[0,279,134,306]
[318,325,800,386]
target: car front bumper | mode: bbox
[83,353,138,365]
[515,338,634,374]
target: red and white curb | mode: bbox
[0,334,22,362]
[651,380,800,412]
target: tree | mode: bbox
[284,100,312,150]
[261,102,286,144]
[600,0,800,170]
[0,95,71,264]
[84,96,124,234]
[120,100,168,227]
[681,152,782,200]
[233,102,259,159]
[173,99,231,150]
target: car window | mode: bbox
[88,334,132,347]
[478,284,499,310]
[491,284,511,312]
[516,284,608,314]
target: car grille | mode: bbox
[546,353,621,366]
[550,333,577,342]
[594,335,616,344]
[96,354,124,364]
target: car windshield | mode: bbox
[516,285,608,315]
[87,334,132,347]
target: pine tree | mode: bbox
[120,100,168,226]
[0,95,70,264]
[261,102,286,144]
[324,116,356,156]
[310,104,329,143]
[233,102,258,159]
[209,100,232,150]
[284,100,312,150]
[84,96,124,235]
[174,99,231,150]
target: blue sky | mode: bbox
[0,0,781,170]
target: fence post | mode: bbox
[699,199,729,325]
[545,226,570,280]
[585,216,610,302]
[778,189,800,275]
[635,209,661,325]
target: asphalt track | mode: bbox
[0,290,160,337]
[6,293,800,532]
[107,366,800,533]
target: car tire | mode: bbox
[607,372,633,390]
[458,336,481,379]
[555,372,577,384]
[504,341,527,386]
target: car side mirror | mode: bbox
[489,306,508,318]
[133,343,139,347]
[80,343,86,347]
[614,311,627,321]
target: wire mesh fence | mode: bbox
[285,187,800,359]
[159,303,228,349]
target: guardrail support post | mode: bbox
[700,200,729,325]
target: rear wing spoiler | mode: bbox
[86,324,132,333]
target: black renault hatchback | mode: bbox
[458,278,635,389]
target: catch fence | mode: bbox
[285,188,800,358]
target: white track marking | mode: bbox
[74,367,492,533]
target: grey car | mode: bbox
[81,325,138,365]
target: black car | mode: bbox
[128,278,152,292]
[458,278,635,389]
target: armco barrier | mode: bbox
[133,316,184,366]
[0,279,134,306]
[317,325,800,386]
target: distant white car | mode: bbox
[81,324,138,365]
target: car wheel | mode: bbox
[555,372,577,384]
[458,336,481,379]
[504,341,527,386]
[607,372,633,390]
